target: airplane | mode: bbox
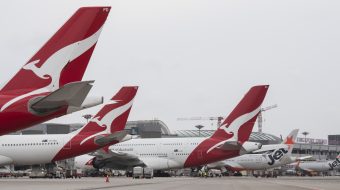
[75,85,269,171]
[206,129,312,172]
[0,86,138,166]
[0,7,111,135]
[294,154,340,175]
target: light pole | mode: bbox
[82,114,93,123]
[302,131,310,155]
[195,125,204,137]
[302,131,309,144]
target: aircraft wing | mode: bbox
[252,144,287,154]
[296,156,314,161]
[208,140,261,154]
[29,81,95,113]
[92,149,144,169]
[208,160,244,171]
[224,162,245,171]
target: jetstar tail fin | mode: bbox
[282,129,299,154]
[211,85,269,143]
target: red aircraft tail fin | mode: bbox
[78,86,138,145]
[211,85,269,143]
[1,7,110,94]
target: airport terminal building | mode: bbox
[14,119,340,161]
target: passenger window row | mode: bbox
[175,153,189,156]
[163,143,183,146]
[1,142,59,146]
[140,153,167,156]
[115,143,156,146]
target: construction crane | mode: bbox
[177,116,224,129]
[257,104,277,133]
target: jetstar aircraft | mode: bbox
[0,7,111,135]
[293,154,340,174]
[207,129,313,171]
[0,86,138,166]
[75,85,269,170]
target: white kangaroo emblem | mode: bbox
[80,99,134,145]
[90,116,108,129]
[220,106,260,141]
[0,27,103,112]
[206,106,261,153]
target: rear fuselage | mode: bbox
[104,137,242,170]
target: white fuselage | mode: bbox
[0,133,75,165]
[110,137,206,170]
[297,159,340,172]
[90,137,260,170]
[223,153,293,170]
[298,161,330,172]
[208,144,294,171]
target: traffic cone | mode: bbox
[105,175,109,183]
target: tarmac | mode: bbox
[0,176,339,190]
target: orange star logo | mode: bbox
[284,136,294,145]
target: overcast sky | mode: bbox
[1,0,339,139]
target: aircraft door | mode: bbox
[166,144,175,169]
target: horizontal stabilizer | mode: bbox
[94,131,129,146]
[29,81,94,113]
[208,140,261,154]
[220,141,242,150]
[218,141,242,151]
[207,140,242,153]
